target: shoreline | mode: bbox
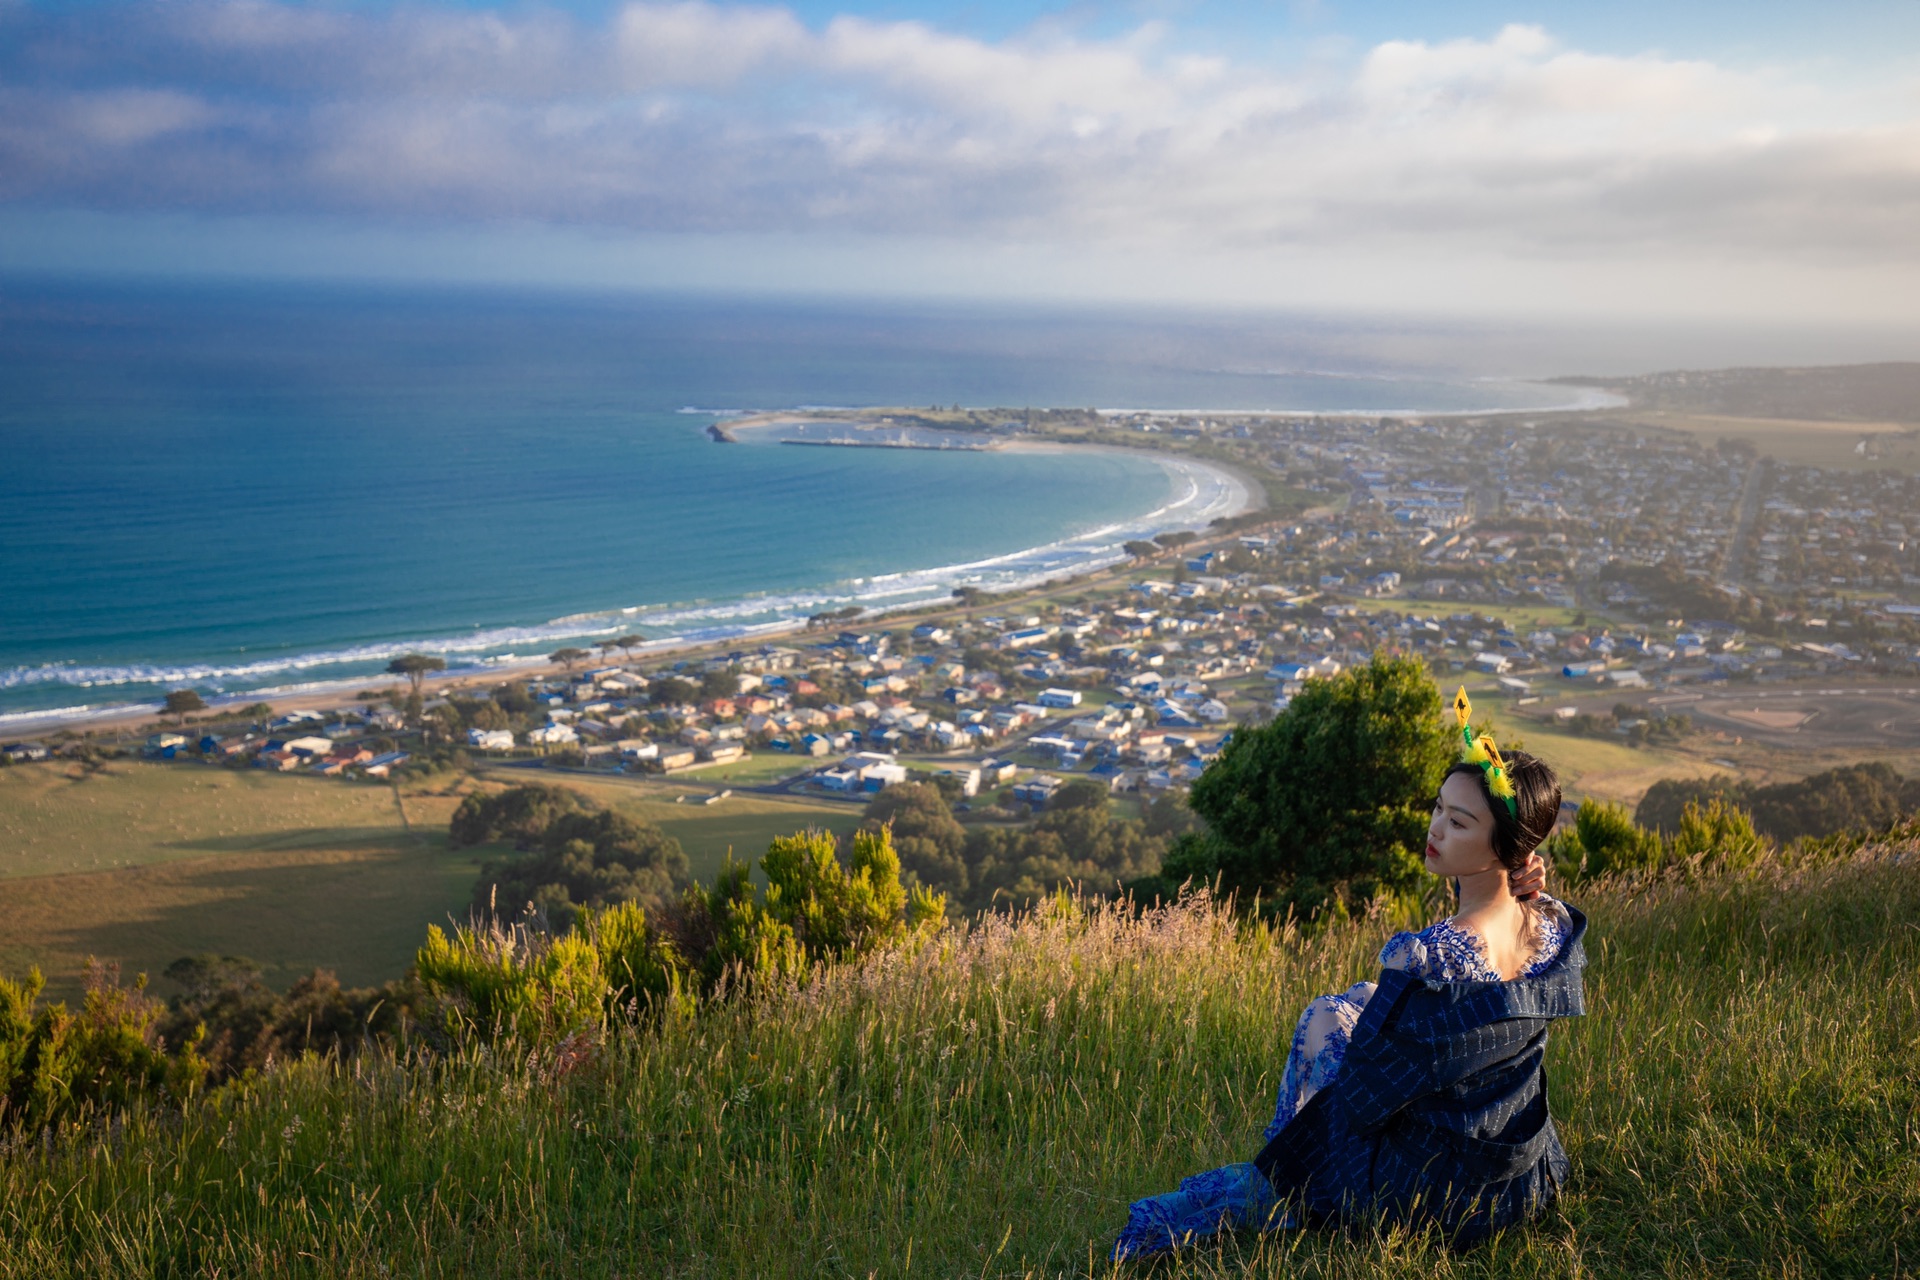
[0,435,1258,738]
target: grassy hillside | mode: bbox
[2,832,1915,1278]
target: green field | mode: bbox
[1626,410,1920,472]
[2,831,1914,1277]
[0,762,477,998]
[0,760,433,880]
[0,761,858,1000]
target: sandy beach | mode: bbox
[4,433,1260,741]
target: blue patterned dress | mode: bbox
[1112,896,1574,1259]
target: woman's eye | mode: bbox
[1450,819,1464,830]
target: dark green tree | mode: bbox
[549,648,591,674]
[1123,540,1160,560]
[473,808,690,932]
[860,782,969,896]
[650,676,701,707]
[162,689,206,721]
[961,782,1164,910]
[1164,652,1455,918]
[386,653,446,699]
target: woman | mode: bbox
[1113,691,1585,1258]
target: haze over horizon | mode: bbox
[5,0,1920,338]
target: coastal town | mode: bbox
[18,403,1919,812]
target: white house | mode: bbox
[1037,688,1083,709]
[466,728,515,751]
[527,723,579,746]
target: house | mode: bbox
[1011,775,1062,808]
[816,767,862,792]
[2,742,49,763]
[798,733,833,757]
[145,732,189,758]
[1037,688,1083,709]
[1196,698,1231,722]
[996,626,1056,651]
[979,758,1019,786]
[467,728,515,751]
[362,751,410,778]
[1471,652,1513,675]
[701,742,746,764]
[527,723,579,747]
[284,736,335,759]
[935,766,981,797]
[654,744,698,771]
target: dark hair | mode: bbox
[1443,749,1561,871]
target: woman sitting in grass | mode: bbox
[1114,696,1585,1258]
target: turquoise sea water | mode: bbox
[0,280,1589,726]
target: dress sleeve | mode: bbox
[1379,930,1429,976]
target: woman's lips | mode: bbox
[1425,843,1439,859]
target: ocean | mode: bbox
[0,279,1595,727]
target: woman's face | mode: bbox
[1426,770,1503,879]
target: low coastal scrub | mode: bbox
[2,822,1916,1277]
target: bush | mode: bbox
[1556,800,1667,881]
[963,790,1164,911]
[1670,797,1769,869]
[421,826,944,1040]
[860,782,969,896]
[152,956,402,1085]
[0,962,205,1132]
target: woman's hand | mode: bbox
[1509,852,1548,901]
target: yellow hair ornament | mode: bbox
[1452,685,1518,816]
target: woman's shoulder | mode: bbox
[1520,893,1574,975]
[1379,918,1497,982]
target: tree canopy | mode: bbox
[455,784,691,932]
[1161,652,1455,919]
[162,689,206,718]
[386,653,445,696]
[858,779,1166,912]
[1635,762,1919,842]
[548,648,591,672]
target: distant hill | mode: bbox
[1552,362,1920,422]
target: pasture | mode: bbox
[0,761,473,998]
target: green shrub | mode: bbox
[0,962,205,1132]
[1560,800,1667,881]
[415,919,615,1044]
[419,826,943,1040]
[1670,796,1769,869]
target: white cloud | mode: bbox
[2,0,1919,297]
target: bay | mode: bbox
[0,279,1586,724]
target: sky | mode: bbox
[4,0,1920,323]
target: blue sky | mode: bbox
[4,0,1918,319]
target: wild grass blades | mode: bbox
[3,841,1918,1278]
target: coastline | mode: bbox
[0,435,1257,737]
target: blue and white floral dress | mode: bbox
[1113,896,1574,1259]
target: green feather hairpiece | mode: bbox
[1453,686,1518,817]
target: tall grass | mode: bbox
[3,837,1917,1278]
